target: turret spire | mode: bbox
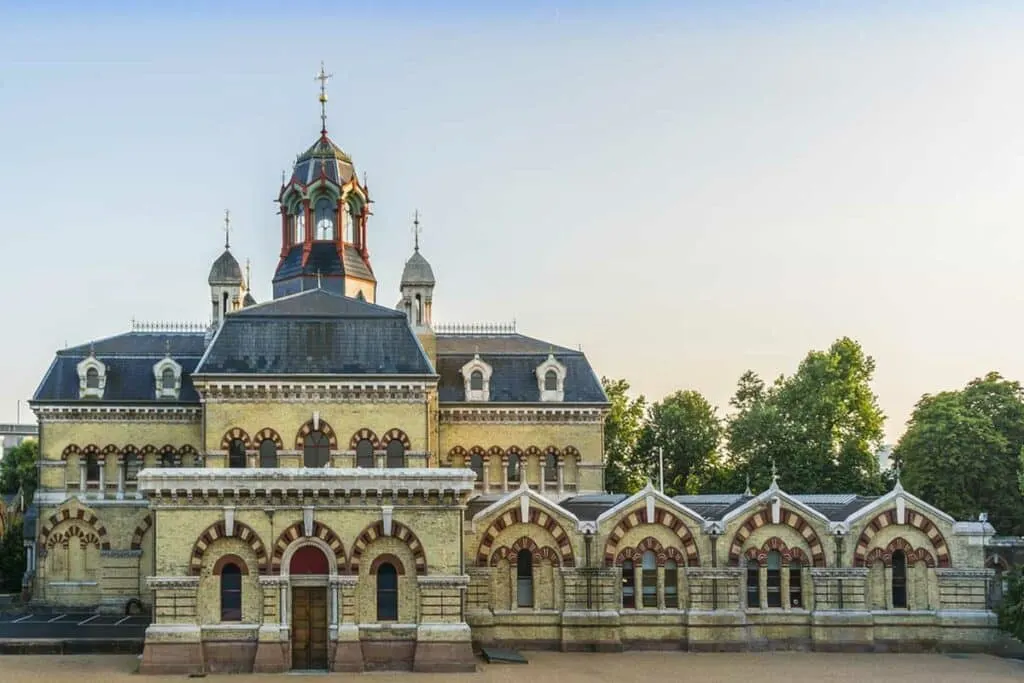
[223,209,231,249]
[413,210,421,252]
[315,61,333,135]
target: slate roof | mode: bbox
[559,494,627,521]
[274,244,374,285]
[208,249,243,285]
[32,332,205,404]
[195,289,434,376]
[291,134,355,185]
[435,334,606,404]
[401,250,435,286]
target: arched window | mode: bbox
[304,430,330,467]
[544,452,558,482]
[789,559,803,608]
[386,441,405,468]
[85,454,101,483]
[228,439,246,469]
[86,368,100,389]
[544,369,558,391]
[470,371,484,391]
[160,452,176,468]
[220,563,242,622]
[125,453,141,482]
[343,203,355,243]
[469,453,484,481]
[622,559,635,608]
[314,197,334,240]
[259,440,277,468]
[287,213,296,244]
[414,294,422,325]
[294,209,306,244]
[377,563,398,621]
[355,439,374,468]
[892,550,908,608]
[765,550,782,608]
[665,559,679,608]
[516,549,533,608]
[507,454,521,483]
[160,367,176,392]
[222,290,229,316]
[746,560,759,608]
[641,550,658,608]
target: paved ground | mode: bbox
[1,652,1023,682]
[0,611,149,640]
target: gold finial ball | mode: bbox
[319,94,328,103]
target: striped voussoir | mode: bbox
[349,428,380,450]
[271,520,346,573]
[727,508,826,567]
[853,508,950,568]
[60,444,82,460]
[603,506,700,567]
[38,507,110,551]
[381,428,411,449]
[130,513,153,550]
[447,445,467,463]
[253,428,284,448]
[190,520,269,575]
[864,536,936,568]
[220,427,252,450]
[350,520,427,574]
[476,506,575,567]
[612,535,687,567]
[743,536,809,567]
[294,419,337,450]
[487,535,563,567]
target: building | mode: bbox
[0,422,37,462]
[26,71,1004,674]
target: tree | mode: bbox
[601,377,647,494]
[726,337,886,494]
[0,439,37,504]
[637,390,723,495]
[896,373,1024,535]
[0,518,26,594]
[998,570,1024,642]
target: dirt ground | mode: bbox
[0,652,1022,682]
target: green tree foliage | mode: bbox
[0,518,26,594]
[998,570,1024,642]
[0,439,37,504]
[896,373,1024,535]
[726,337,885,494]
[638,390,723,495]
[601,377,647,494]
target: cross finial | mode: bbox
[316,269,322,289]
[744,473,752,496]
[315,61,333,135]
[770,458,779,486]
[412,210,421,252]
[245,258,252,289]
[894,459,901,486]
[223,209,231,249]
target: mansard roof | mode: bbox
[195,289,434,376]
[32,331,204,404]
[435,333,606,404]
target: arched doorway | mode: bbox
[287,545,330,671]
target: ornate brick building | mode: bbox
[26,70,1005,674]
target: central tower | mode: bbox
[272,63,376,302]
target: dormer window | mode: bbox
[314,197,335,240]
[460,354,492,402]
[535,354,567,402]
[77,355,107,399]
[152,357,183,400]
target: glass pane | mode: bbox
[507,455,520,482]
[517,578,533,607]
[470,454,483,480]
[259,440,277,467]
[356,439,374,468]
[545,453,558,481]
[746,565,759,608]
[470,371,483,390]
[789,564,803,608]
[229,440,246,469]
[766,551,781,570]
[622,560,635,609]
[665,566,678,608]
[377,564,398,621]
[642,551,657,570]
[386,441,405,468]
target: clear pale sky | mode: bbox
[2,2,1023,443]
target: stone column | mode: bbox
[97,457,106,499]
[331,575,362,672]
[254,575,288,673]
[634,565,643,608]
[657,567,666,610]
[557,456,565,496]
[116,456,125,500]
[79,461,86,493]
[539,461,546,494]
[501,455,509,493]
[482,455,491,494]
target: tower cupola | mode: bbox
[398,211,435,330]
[209,210,244,329]
[272,62,376,303]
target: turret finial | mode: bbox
[744,473,752,496]
[245,258,252,290]
[315,61,333,135]
[223,209,231,249]
[770,458,779,487]
[316,269,322,289]
[412,210,421,252]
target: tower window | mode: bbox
[470,371,484,391]
[544,369,558,391]
[516,549,534,608]
[259,440,277,468]
[790,559,803,608]
[376,563,398,621]
[304,430,330,468]
[295,210,306,244]
[228,439,246,469]
[386,441,405,468]
[125,453,141,482]
[746,561,759,608]
[355,439,374,468]
[85,454,101,483]
[160,367,176,392]
[86,368,100,390]
[315,197,334,240]
[344,204,355,243]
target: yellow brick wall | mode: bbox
[194,537,265,625]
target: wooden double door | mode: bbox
[291,586,329,670]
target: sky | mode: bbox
[2,1,1024,443]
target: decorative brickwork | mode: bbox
[219,427,252,450]
[727,507,826,567]
[189,520,269,575]
[477,505,575,567]
[487,535,563,566]
[38,505,111,551]
[350,520,427,574]
[743,536,809,566]
[611,535,687,567]
[854,508,951,568]
[60,444,81,460]
[381,428,411,449]
[253,428,284,448]
[348,428,380,450]
[863,536,936,568]
[130,513,154,550]
[271,520,346,573]
[604,506,700,566]
[369,553,406,575]
[446,445,467,464]
[293,418,338,450]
